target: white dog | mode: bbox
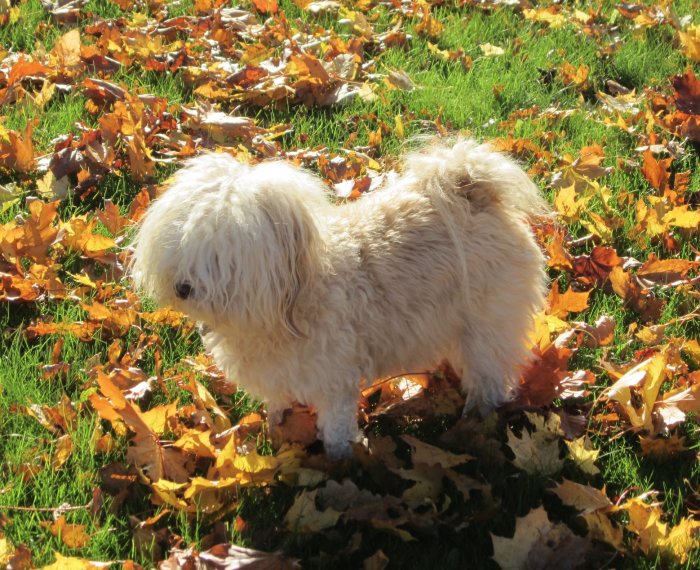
[130,139,549,458]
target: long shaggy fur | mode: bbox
[130,139,549,458]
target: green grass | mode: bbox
[1,0,700,567]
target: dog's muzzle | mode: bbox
[175,282,193,300]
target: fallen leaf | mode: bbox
[506,412,564,476]
[285,490,342,533]
[550,479,611,513]
[491,507,588,570]
[565,435,601,476]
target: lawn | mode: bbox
[1,0,699,568]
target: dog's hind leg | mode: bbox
[315,394,361,459]
[458,314,529,416]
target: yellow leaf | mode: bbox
[626,498,666,551]
[51,433,73,469]
[394,114,405,139]
[604,352,668,430]
[0,536,14,565]
[523,7,566,28]
[678,24,700,62]
[37,553,107,570]
[551,479,611,512]
[681,339,700,367]
[479,43,505,57]
[528,311,570,351]
[506,412,564,476]
[553,182,590,221]
[184,476,240,497]
[150,479,191,510]
[140,401,178,435]
[583,511,624,550]
[565,436,601,475]
[664,205,700,229]
[173,428,216,458]
[232,451,280,474]
[659,518,700,563]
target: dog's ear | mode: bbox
[259,190,326,337]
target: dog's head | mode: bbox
[129,153,330,335]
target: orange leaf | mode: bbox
[547,282,590,318]
[44,516,91,549]
[252,0,278,14]
[0,121,35,172]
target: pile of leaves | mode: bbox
[1,0,700,568]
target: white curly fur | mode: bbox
[130,139,549,458]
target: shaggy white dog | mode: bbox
[130,139,549,458]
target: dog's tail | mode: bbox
[402,138,551,218]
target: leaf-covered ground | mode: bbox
[1,0,700,568]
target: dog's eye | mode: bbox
[175,282,193,300]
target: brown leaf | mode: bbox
[491,507,589,570]
[572,246,624,286]
[641,151,672,193]
[639,434,688,461]
[270,403,318,448]
[400,435,473,468]
[672,69,700,115]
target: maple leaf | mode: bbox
[639,434,688,461]
[550,479,612,513]
[506,412,564,476]
[678,24,700,62]
[90,372,190,482]
[42,516,91,550]
[50,29,83,73]
[0,120,35,172]
[565,436,601,476]
[286,489,342,533]
[0,199,60,265]
[270,403,318,448]
[523,7,565,28]
[622,495,700,563]
[400,435,473,468]
[546,281,590,318]
[609,266,665,322]
[583,510,625,551]
[491,507,589,570]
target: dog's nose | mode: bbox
[175,282,193,300]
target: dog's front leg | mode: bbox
[315,396,361,460]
